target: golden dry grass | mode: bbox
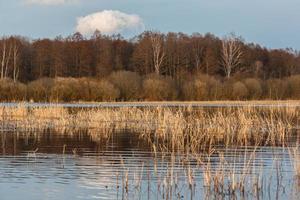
[0,104,298,151]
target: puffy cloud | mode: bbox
[76,10,144,36]
[24,0,77,5]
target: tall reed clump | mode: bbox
[0,105,71,133]
[0,105,298,152]
[289,145,300,179]
[111,145,296,200]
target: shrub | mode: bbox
[197,74,222,100]
[182,79,208,101]
[220,79,235,100]
[201,76,222,100]
[88,79,120,101]
[194,79,208,100]
[243,78,262,100]
[181,80,195,100]
[232,81,249,100]
[286,75,300,99]
[265,79,288,100]
[0,78,26,101]
[182,74,222,101]
[109,71,142,101]
[27,78,54,101]
[50,77,82,102]
[77,78,94,100]
[142,74,178,101]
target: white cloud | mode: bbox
[24,0,77,5]
[76,10,144,36]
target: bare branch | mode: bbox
[150,32,165,74]
[220,34,243,78]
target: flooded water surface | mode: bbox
[1,102,300,108]
[0,130,299,200]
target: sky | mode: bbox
[0,0,299,49]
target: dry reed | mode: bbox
[0,105,298,152]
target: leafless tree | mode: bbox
[220,34,243,78]
[0,40,6,79]
[12,40,20,82]
[150,32,165,74]
[254,60,263,78]
[191,41,204,72]
[1,38,12,79]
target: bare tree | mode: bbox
[220,34,243,78]
[4,44,12,78]
[0,38,12,79]
[191,40,204,72]
[150,32,165,74]
[0,40,7,79]
[254,60,263,78]
[12,40,20,82]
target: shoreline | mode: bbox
[0,100,299,108]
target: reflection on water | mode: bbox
[0,131,299,200]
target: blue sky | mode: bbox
[0,0,299,49]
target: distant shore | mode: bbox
[0,100,299,108]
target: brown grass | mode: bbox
[0,104,298,151]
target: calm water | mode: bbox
[1,102,299,108]
[0,131,299,200]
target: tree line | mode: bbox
[0,31,299,101]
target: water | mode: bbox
[0,131,299,200]
[0,102,299,108]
